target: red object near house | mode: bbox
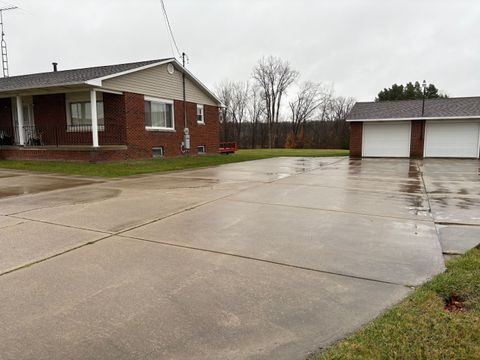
[218,142,237,154]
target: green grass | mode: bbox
[313,248,480,360]
[0,148,348,177]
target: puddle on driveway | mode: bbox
[0,175,99,199]
[0,174,19,179]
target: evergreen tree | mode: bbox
[376,82,447,101]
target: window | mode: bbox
[197,145,206,154]
[152,146,164,158]
[69,102,104,127]
[196,104,204,124]
[145,97,174,130]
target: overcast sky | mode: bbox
[3,0,479,101]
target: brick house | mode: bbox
[347,97,480,159]
[0,58,222,161]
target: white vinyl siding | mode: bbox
[103,63,217,106]
[424,121,480,158]
[362,122,411,157]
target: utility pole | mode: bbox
[0,6,17,78]
[182,52,187,128]
[421,80,427,116]
[181,52,190,154]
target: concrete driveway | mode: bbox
[0,157,478,360]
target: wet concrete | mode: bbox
[0,172,101,199]
[420,159,480,226]
[438,225,480,254]
[1,157,477,359]
[125,199,441,285]
[0,237,410,360]
[0,220,106,274]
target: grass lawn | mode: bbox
[312,248,480,360]
[0,148,348,177]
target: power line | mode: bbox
[159,0,181,59]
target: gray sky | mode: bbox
[3,0,480,101]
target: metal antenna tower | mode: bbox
[0,6,17,77]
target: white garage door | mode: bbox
[362,122,411,157]
[425,121,480,158]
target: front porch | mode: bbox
[0,88,129,160]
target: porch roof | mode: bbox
[0,59,171,93]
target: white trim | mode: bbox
[87,59,223,106]
[145,127,176,132]
[172,59,223,106]
[196,104,205,124]
[90,90,99,148]
[0,59,223,106]
[348,116,480,122]
[15,96,25,146]
[144,96,175,131]
[93,88,123,95]
[197,145,206,154]
[87,60,174,83]
[144,95,174,104]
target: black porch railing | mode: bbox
[0,124,127,147]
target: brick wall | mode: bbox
[103,93,128,145]
[0,91,220,161]
[349,122,363,157]
[0,98,13,143]
[410,120,425,158]
[0,147,128,162]
[123,92,220,159]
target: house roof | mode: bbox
[0,59,171,92]
[347,97,480,121]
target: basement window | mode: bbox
[197,145,206,154]
[152,146,164,158]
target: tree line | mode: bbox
[216,56,355,149]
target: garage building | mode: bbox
[347,97,480,158]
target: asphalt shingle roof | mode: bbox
[347,97,480,120]
[0,58,172,92]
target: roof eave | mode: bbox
[86,58,222,106]
[170,59,223,106]
[347,116,480,122]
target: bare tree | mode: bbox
[248,85,265,148]
[289,82,329,137]
[215,80,234,141]
[253,56,299,148]
[328,96,356,122]
[230,81,249,142]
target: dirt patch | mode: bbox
[444,295,466,313]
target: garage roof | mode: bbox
[347,97,480,121]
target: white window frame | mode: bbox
[196,104,205,124]
[152,146,165,158]
[144,96,175,131]
[197,145,206,154]
[65,92,105,132]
